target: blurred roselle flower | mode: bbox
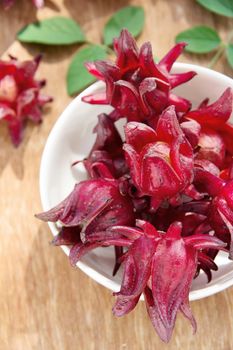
[123,105,194,210]
[83,29,196,121]
[33,0,44,7]
[2,0,44,9]
[0,55,52,146]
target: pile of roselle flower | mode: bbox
[36,30,233,342]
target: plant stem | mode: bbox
[208,43,226,69]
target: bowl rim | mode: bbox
[39,62,233,301]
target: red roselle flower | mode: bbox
[108,221,225,342]
[36,174,135,243]
[0,55,52,146]
[2,0,44,9]
[185,88,233,157]
[83,29,196,121]
[123,105,194,210]
[36,30,233,342]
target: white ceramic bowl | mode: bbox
[39,62,233,301]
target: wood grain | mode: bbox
[0,1,233,349]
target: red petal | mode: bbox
[107,225,143,240]
[184,234,226,250]
[156,105,183,143]
[85,62,105,80]
[139,42,169,92]
[180,120,201,148]
[113,246,123,276]
[186,88,233,126]
[124,122,157,152]
[144,286,173,343]
[0,103,15,120]
[151,239,197,340]
[90,113,122,157]
[114,236,157,299]
[183,184,204,200]
[217,208,233,258]
[93,60,120,81]
[112,80,143,121]
[52,226,81,246]
[140,143,181,197]
[198,252,218,271]
[159,42,187,72]
[165,221,182,239]
[123,143,140,187]
[194,166,224,197]
[8,119,23,147]
[136,219,160,238]
[69,242,101,266]
[196,129,225,168]
[112,294,140,317]
[170,135,194,185]
[169,71,197,89]
[180,299,197,334]
[168,94,191,113]
[139,77,169,115]
[115,29,139,73]
[37,93,53,106]
[218,122,233,154]
[92,61,120,100]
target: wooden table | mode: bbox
[0,1,233,349]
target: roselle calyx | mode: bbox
[36,176,135,243]
[123,105,194,210]
[109,221,225,342]
[83,30,196,121]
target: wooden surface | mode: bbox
[0,1,233,349]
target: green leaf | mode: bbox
[226,44,233,68]
[103,6,144,46]
[17,17,85,45]
[175,26,221,53]
[67,45,108,96]
[197,0,233,18]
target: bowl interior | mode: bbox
[40,63,233,301]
